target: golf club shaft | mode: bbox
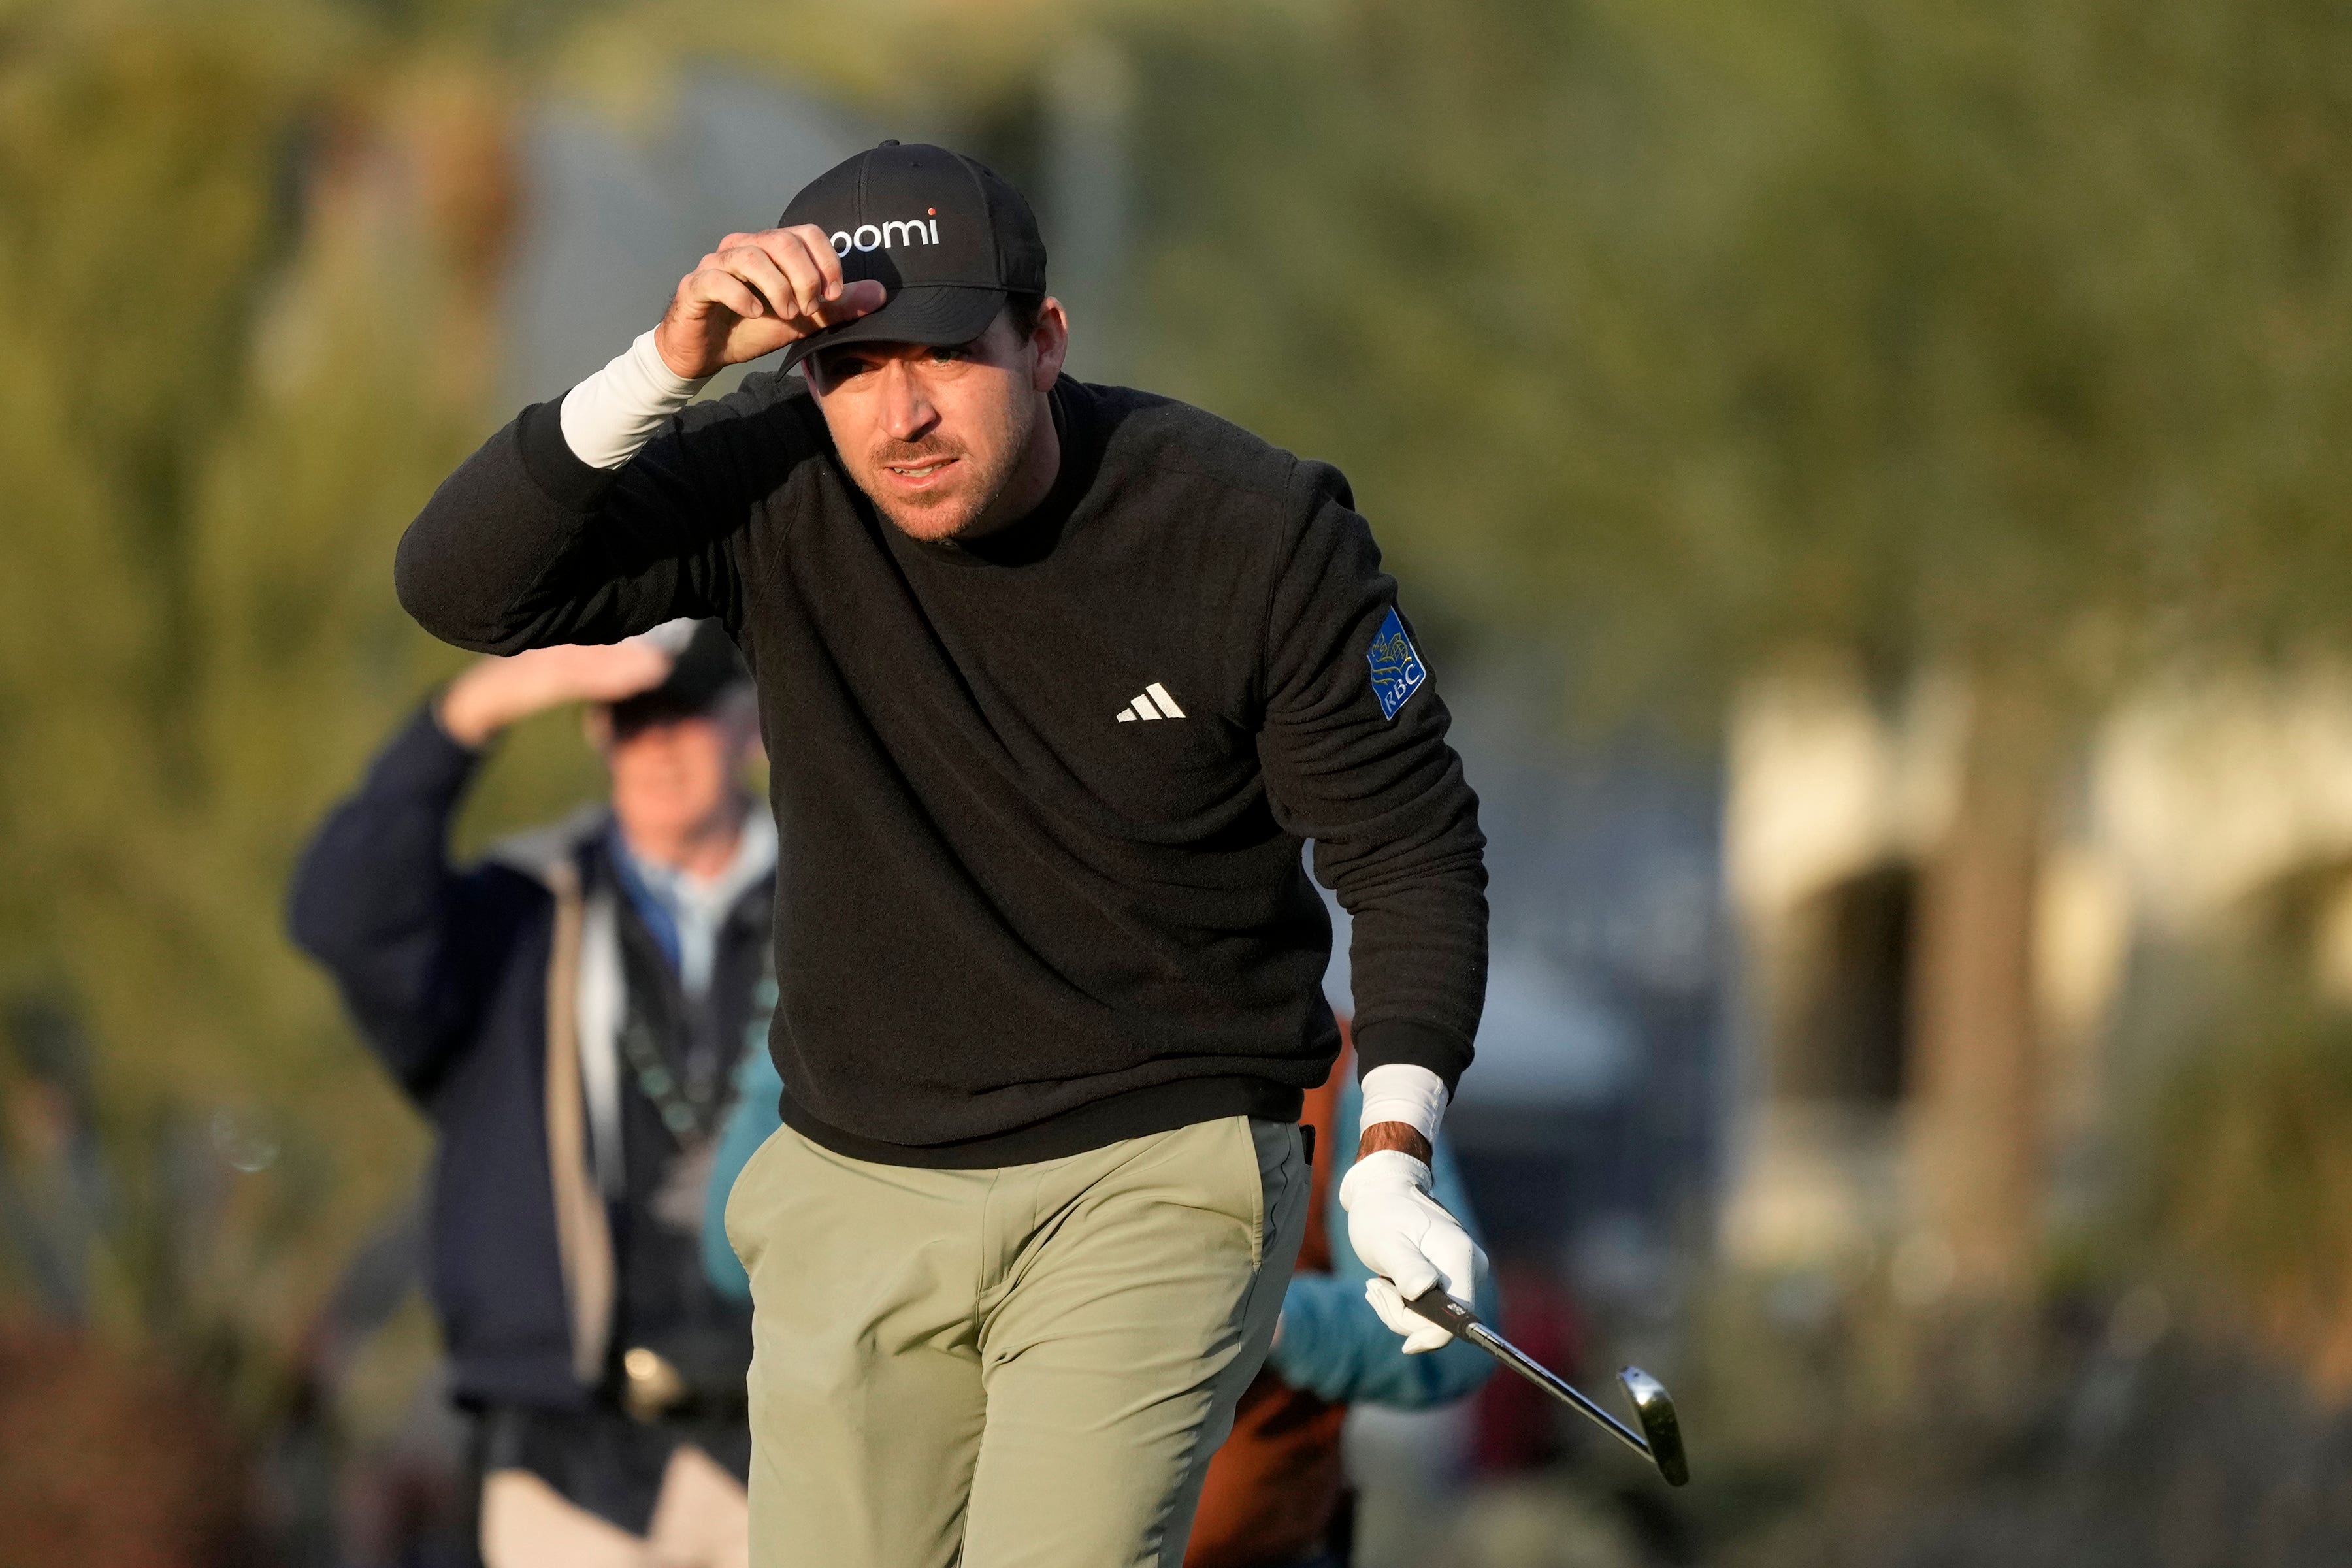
[1458,1322,1656,1462]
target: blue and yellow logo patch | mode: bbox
[1366,608,1427,720]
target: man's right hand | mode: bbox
[652,225,887,380]
[436,639,675,748]
[1341,1147,1485,1354]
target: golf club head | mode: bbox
[1618,1367,1689,1486]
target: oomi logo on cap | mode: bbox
[829,214,941,255]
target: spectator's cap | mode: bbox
[607,620,750,736]
[776,140,1048,372]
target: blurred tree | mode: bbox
[0,6,564,1443]
[2148,980,2352,1394]
[0,0,413,1365]
[1117,0,2352,1299]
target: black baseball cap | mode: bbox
[776,140,1048,372]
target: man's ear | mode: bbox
[1030,297,1070,391]
[583,706,613,758]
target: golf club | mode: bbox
[1403,1285,1689,1486]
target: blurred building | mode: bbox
[1720,660,2352,1294]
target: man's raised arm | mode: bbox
[394,225,883,653]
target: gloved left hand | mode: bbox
[1340,1148,1486,1354]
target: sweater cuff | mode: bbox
[1351,1018,1475,1097]
[374,696,491,801]
[517,397,621,512]
[1358,1064,1448,1142]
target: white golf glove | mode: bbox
[1340,1148,1486,1354]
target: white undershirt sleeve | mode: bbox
[557,329,711,471]
[1358,1062,1450,1143]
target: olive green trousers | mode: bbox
[724,1115,1308,1568]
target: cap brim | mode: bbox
[781,285,1009,372]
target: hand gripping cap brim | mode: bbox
[779,284,1009,372]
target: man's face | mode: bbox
[603,711,749,845]
[803,302,1067,542]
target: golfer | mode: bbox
[395,140,1489,1568]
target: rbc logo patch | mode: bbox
[1366,608,1426,720]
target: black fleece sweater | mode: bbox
[397,370,1486,1166]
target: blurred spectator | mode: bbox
[0,997,107,1320]
[290,621,770,1568]
[702,1022,1497,1568]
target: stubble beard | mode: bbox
[857,397,1039,543]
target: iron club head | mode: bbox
[1618,1366,1689,1486]
[1399,1283,1691,1486]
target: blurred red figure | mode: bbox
[1470,1259,1589,1474]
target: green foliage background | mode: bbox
[1130,0,2352,715]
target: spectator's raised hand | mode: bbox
[436,638,676,747]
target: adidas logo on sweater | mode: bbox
[1115,683,1186,723]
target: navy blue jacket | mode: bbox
[289,704,767,1411]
